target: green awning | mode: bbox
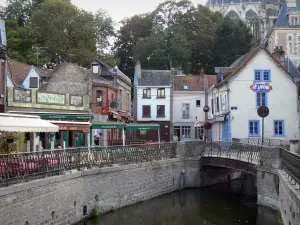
[91,121,125,129]
[125,123,160,131]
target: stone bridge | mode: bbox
[0,141,296,225]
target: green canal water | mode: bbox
[78,180,279,225]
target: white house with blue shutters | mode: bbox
[207,46,299,142]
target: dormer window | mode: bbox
[29,77,38,88]
[291,16,298,26]
[92,65,99,74]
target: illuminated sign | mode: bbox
[250,82,273,93]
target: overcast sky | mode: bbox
[0,0,207,23]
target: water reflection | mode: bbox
[79,180,278,225]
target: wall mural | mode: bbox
[70,96,83,106]
[14,89,31,102]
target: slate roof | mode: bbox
[138,70,171,86]
[284,56,300,80]
[174,75,217,91]
[274,0,300,27]
[7,58,49,85]
[209,0,269,4]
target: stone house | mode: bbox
[173,71,217,141]
[208,45,299,142]
[133,62,172,142]
[267,0,300,67]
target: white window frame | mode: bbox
[182,103,190,119]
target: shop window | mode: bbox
[182,126,191,138]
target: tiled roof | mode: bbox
[174,75,217,91]
[139,70,171,86]
[7,58,49,85]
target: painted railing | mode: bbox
[0,142,176,187]
[232,137,290,150]
[282,149,300,184]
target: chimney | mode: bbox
[135,61,141,78]
[287,0,296,8]
[200,69,208,90]
[272,46,285,65]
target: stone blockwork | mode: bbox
[0,158,196,225]
[278,170,300,225]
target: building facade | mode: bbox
[208,46,299,142]
[207,0,282,43]
[134,62,172,142]
[267,0,300,67]
[173,71,217,141]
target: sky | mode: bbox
[0,0,207,23]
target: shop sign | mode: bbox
[101,107,109,115]
[14,89,31,102]
[37,92,65,104]
[70,96,83,106]
[40,114,93,120]
[58,124,89,132]
[250,82,272,93]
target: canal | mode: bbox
[78,179,279,225]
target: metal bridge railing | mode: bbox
[233,138,290,150]
[282,149,300,185]
[0,142,176,187]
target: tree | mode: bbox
[31,0,96,66]
[93,9,115,53]
[213,16,253,67]
[114,13,153,80]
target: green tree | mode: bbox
[94,9,115,53]
[213,16,253,67]
[31,0,96,66]
[114,13,153,79]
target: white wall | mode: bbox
[229,50,299,140]
[6,75,14,87]
[22,67,40,89]
[137,86,171,121]
[173,91,205,123]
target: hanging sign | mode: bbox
[250,82,273,93]
[101,107,109,115]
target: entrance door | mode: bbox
[174,126,180,141]
[222,121,230,142]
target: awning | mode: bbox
[47,121,91,132]
[0,113,59,132]
[91,121,125,129]
[125,123,160,130]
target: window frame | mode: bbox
[142,88,151,99]
[274,120,285,136]
[182,103,190,119]
[256,92,268,108]
[29,77,39,88]
[142,105,151,118]
[156,105,165,118]
[157,88,165,98]
[254,70,271,81]
[196,100,201,107]
[96,90,103,107]
[182,126,191,138]
[248,120,260,137]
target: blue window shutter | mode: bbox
[265,92,268,107]
[256,93,259,108]
[258,120,261,136]
[282,120,285,136]
[248,120,251,136]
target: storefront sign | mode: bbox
[39,114,94,120]
[14,89,31,102]
[250,82,272,93]
[57,124,89,132]
[70,96,83,106]
[101,107,109,115]
[37,92,65,104]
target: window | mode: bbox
[119,89,123,108]
[291,17,298,26]
[96,90,102,107]
[248,120,260,136]
[143,88,151,98]
[182,126,191,138]
[157,105,165,117]
[127,93,130,112]
[254,70,271,81]
[256,92,268,107]
[92,65,99,74]
[274,120,285,136]
[111,93,114,100]
[289,42,293,54]
[289,36,292,41]
[142,105,151,118]
[224,94,227,111]
[211,98,214,114]
[157,88,165,98]
[216,97,219,112]
[182,103,190,119]
[196,100,201,107]
[29,77,38,88]
[195,127,204,140]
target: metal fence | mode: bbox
[201,141,260,164]
[0,142,176,187]
[282,149,300,185]
[233,138,290,150]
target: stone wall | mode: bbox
[278,170,300,225]
[0,159,189,225]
